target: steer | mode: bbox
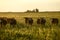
[24,17,33,25]
[0,17,7,27]
[51,18,59,25]
[28,18,33,25]
[7,18,17,27]
[37,18,46,25]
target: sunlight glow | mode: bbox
[0,0,60,12]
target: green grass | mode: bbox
[0,23,60,40]
[0,12,60,40]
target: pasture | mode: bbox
[0,12,60,40]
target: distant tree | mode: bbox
[26,10,35,13]
[25,8,39,13]
[35,8,39,12]
[26,10,31,13]
[26,10,30,12]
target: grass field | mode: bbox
[0,12,60,40]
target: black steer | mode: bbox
[7,18,17,26]
[24,17,33,25]
[37,18,46,25]
[51,18,59,25]
[0,17,7,27]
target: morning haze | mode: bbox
[0,0,60,12]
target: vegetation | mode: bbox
[0,22,60,40]
[0,12,60,40]
[25,8,39,13]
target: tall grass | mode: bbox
[0,22,60,40]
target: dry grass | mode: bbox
[0,12,60,40]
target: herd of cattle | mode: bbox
[24,17,59,25]
[0,17,59,27]
[0,17,17,27]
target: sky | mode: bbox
[0,0,60,12]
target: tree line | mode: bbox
[25,8,39,13]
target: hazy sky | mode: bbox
[0,0,60,12]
